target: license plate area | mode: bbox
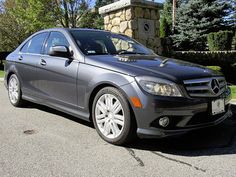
[211,99,225,115]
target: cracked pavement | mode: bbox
[0,82,236,177]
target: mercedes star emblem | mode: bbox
[211,79,220,94]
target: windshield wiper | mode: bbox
[86,53,110,55]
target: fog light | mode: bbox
[159,117,170,127]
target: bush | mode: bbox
[161,37,173,57]
[207,31,233,51]
[173,51,236,65]
[172,51,236,84]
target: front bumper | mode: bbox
[121,81,232,138]
[137,106,232,138]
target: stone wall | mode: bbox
[100,0,162,54]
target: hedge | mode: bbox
[207,31,233,51]
[172,51,236,84]
[173,51,236,65]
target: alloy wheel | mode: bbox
[8,76,19,104]
[95,94,125,139]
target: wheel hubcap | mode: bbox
[95,94,125,139]
[8,77,19,104]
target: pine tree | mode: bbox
[227,0,236,29]
[172,0,232,50]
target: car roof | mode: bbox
[38,28,110,34]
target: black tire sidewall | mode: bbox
[92,87,132,145]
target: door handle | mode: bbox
[40,59,47,66]
[18,56,23,61]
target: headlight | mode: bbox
[135,76,183,97]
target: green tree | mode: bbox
[160,0,172,36]
[0,13,26,51]
[160,0,185,37]
[10,0,56,34]
[78,0,115,29]
[95,0,115,7]
[172,0,233,50]
[0,0,96,51]
[93,0,115,29]
[227,0,236,29]
[160,17,171,38]
[0,0,56,51]
[54,0,91,28]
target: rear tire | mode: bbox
[92,87,135,145]
[8,74,25,107]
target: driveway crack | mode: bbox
[125,148,144,167]
[151,151,206,173]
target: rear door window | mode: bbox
[21,33,48,54]
[21,40,30,53]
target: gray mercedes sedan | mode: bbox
[5,28,232,145]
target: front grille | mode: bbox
[183,77,227,97]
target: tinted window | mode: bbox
[27,33,48,54]
[20,40,30,53]
[45,32,70,54]
[70,30,153,56]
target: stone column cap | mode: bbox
[99,0,163,15]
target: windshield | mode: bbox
[70,30,154,56]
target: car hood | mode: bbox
[85,55,222,83]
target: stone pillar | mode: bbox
[99,0,163,54]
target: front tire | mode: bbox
[8,74,24,107]
[92,87,135,145]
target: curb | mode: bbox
[0,78,3,82]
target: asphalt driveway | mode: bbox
[0,82,236,177]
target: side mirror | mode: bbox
[49,46,73,58]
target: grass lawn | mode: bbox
[230,86,236,99]
[0,70,4,78]
[207,66,222,72]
